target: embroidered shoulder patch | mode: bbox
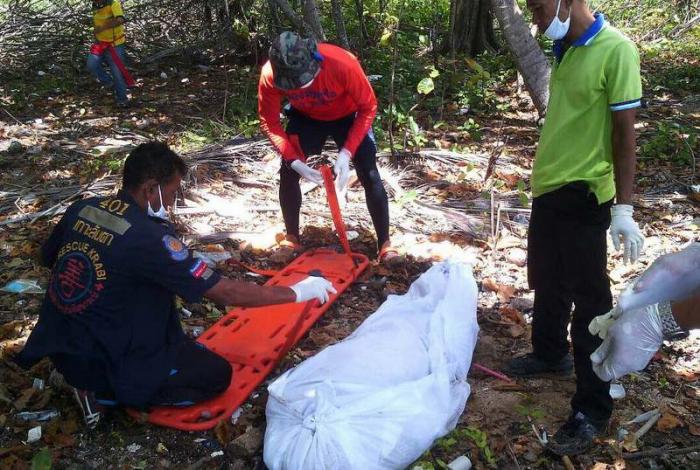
[162,235,188,261]
[189,259,209,278]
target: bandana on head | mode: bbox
[269,32,321,90]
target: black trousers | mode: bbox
[148,340,232,406]
[53,339,231,407]
[280,108,390,248]
[527,182,613,425]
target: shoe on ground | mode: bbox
[277,234,302,251]
[73,388,105,429]
[546,411,605,456]
[378,241,404,268]
[504,352,573,377]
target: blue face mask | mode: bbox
[147,185,169,220]
[544,0,571,40]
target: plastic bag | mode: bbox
[0,279,44,294]
[263,261,479,470]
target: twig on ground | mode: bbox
[623,444,700,460]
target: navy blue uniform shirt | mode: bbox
[17,190,221,406]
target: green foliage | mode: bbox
[515,403,545,419]
[461,426,496,467]
[458,118,482,141]
[31,448,52,470]
[640,120,698,164]
[517,180,530,207]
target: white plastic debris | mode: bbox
[127,443,142,453]
[16,409,59,422]
[191,327,204,337]
[264,261,479,470]
[27,426,42,443]
[181,307,193,318]
[210,450,224,458]
[610,383,626,400]
[32,378,45,391]
[193,250,232,266]
[160,72,168,79]
[448,455,472,470]
[37,71,46,76]
[0,279,44,294]
[231,408,243,425]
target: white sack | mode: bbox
[264,261,479,470]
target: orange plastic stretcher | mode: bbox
[128,166,369,431]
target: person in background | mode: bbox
[258,32,401,265]
[86,0,133,107]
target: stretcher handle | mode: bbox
[320,166,353,258]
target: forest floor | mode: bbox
[0,52,699,470]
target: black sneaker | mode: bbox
[547,412,605,456]
[73,388,105,429]
[504,352,573,377]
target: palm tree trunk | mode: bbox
[490,0,550,116]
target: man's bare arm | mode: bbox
[611,108,637,205]
[204,278,295,308]
[672,292,700,330]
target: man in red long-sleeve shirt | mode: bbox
[258,32,398,263]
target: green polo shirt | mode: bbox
[532,17,643,204]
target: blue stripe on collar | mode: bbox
[573,13,606,46]
[553,13,606,61]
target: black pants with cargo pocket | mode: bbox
[527,182,614,426]
[280,107,390,249]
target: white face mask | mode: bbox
[147,184,169,220]
[544,0,571,40]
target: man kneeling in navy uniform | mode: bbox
[16,142,335,428]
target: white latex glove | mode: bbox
[590,304,662,382]
[618,243,700,314]
[609,204,644,264]
[290,159,323,185]
[588,308,618,339]
[334,148,352,207]
[290,276,337,305]
[589,243,700,338]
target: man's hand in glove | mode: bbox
[290,159,323,185]
[589,243,700,339]
[609,204,644,264]
[590,304,662,381]
[333,148,352,207]
[290,276,337,304]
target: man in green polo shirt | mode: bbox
[505,0,645,455]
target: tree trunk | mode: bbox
[490,0,550,116]
[302,0,326,41]
[271,0,307,34]
[330,0,350,49]
[447,0,498,57]
[354,0,369,45]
